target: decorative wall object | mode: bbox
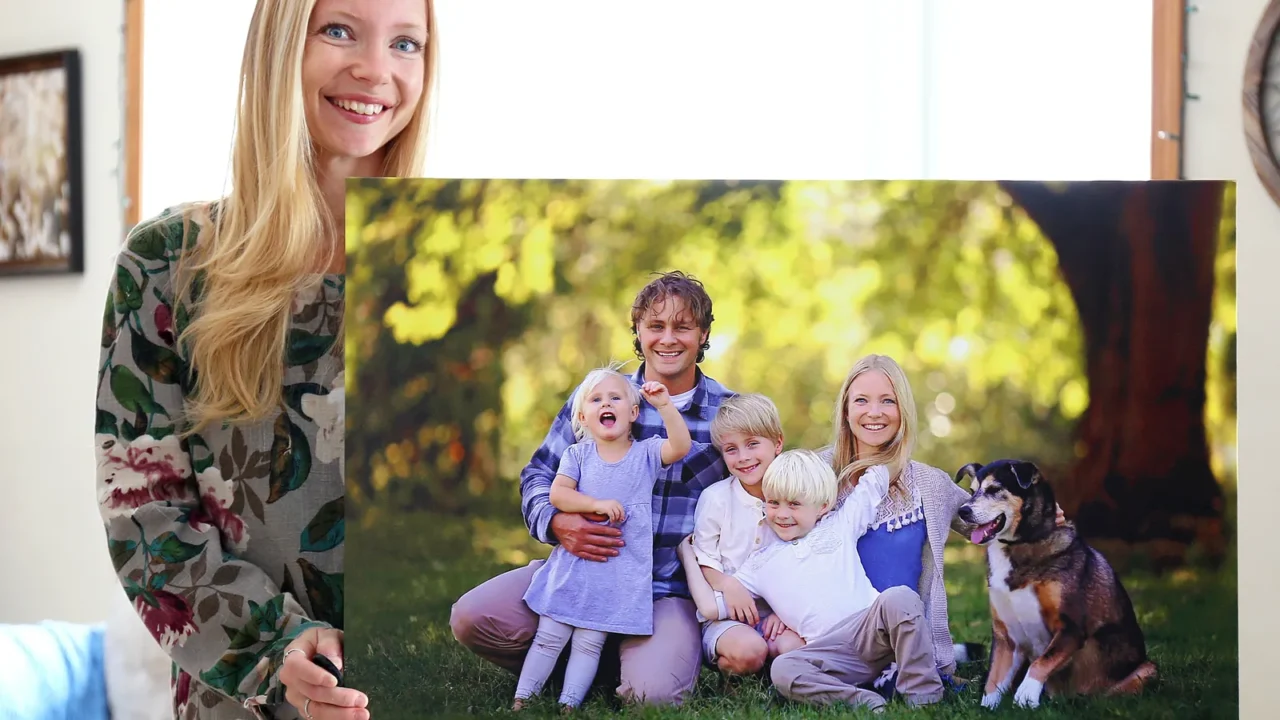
[0,48,83,276]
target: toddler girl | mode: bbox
[514,364,692,711]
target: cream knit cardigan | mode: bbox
[816,448,972,676]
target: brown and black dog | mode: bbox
[955,459,1157,710]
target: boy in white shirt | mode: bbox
[678,393,805,676]
[684,449,945,712]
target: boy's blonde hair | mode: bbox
[570,362,641,441]
[711,393,784,448]
[762,449,838,510]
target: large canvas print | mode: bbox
[344,179,1236,718]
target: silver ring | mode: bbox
[284,648,306,662]
[304,697,313,719]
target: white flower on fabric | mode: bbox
[302,371,344,477]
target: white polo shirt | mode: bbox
[723,468,891,642]
[691,477,776,576]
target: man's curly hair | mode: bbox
[630,271,714,363]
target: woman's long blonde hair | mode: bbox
[165,0,437,432]
[831,354,918,496]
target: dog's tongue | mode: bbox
[970,519,999,545]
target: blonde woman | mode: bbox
[820,354,1062,701]
[95,1,435,718]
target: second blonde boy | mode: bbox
[681,393,804,675]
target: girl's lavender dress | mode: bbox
[523,436,665,635]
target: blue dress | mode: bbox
[858,501,926,592]
[523,437,665,635]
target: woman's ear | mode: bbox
[774,436,784,456]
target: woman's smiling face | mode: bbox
[845,370,901,455]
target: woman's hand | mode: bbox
[280,627,369,720]
[722,577,759,626]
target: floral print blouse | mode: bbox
[95,203,344,719]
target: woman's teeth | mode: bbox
[863,424,887,431]
[331,98,385,115]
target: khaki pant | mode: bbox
[449,560,702,706]
[770,586,944,711]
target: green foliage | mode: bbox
[345,179,1234,512]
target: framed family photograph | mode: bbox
[0,48,83,277]
[344,178,1237,719]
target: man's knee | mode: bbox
[618,673,696,706]
[449,595,482,648]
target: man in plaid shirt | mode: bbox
[451,271,735,706]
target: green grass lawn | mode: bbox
[346,509,1238,719]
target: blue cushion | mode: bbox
[0,621,109,720]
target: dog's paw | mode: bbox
[980,692,1003,709]
[1013,678,1044,708]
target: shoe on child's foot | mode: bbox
[868,662,898,703]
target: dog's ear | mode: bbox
[954,463,983,491]
[1008,461,1041,489]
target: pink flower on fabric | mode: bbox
[188,468,250,552]
[136,589,198,652]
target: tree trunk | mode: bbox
[999,181,1227,571]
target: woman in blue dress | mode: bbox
[822,354,1063,700]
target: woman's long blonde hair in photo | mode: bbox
[831,354,918,498]
[143,0,438,432]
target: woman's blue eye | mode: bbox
[394,38,423,53]
[322,25,351,40]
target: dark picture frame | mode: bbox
[0,48,83,276]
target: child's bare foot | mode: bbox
[559,704,575,714]
[512,698,526,712]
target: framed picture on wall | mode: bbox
[0,48,83,277]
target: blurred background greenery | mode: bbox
[345,180,1234,557]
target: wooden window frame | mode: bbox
[124,0,143,228]
[1152,0,1186,180]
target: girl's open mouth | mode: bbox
[600,412,616,428]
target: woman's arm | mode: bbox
[96,222,328,712]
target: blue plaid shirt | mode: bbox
[519,365,734,599]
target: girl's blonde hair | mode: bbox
[570,362,641,441]
[710,393,784,449]
[831,354,917,495]
[762,449,837,510]
[164,0,437,432]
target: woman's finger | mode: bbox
[314,631,345,673]
[303,697,370,720]
[288,676,369,709]
[282,647,337,690]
